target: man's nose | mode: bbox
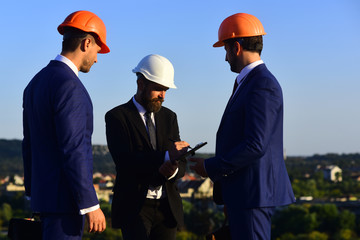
[159,91,166,99]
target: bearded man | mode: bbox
[105,54,189,240]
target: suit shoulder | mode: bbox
[251,64,281,88]
[32,61,79,87]
[159,106,177,117]
[105,101,133,119]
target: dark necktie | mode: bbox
[231,76,247,99]
[231,78,239,98]
[145,112,157,150]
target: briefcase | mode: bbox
[8,217,42,240]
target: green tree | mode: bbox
[338,210,356,230]
[1,203,12,225]
[309,204,339,236]
[176,231,202,240]
[272,205,318,237]
[182,199,223,237]
[307,231,328,240]
[334,229,358,240]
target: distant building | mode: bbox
[4,182,25,192]
[13,174,24,185]
[323,165,342,182]
[177,177,213,200]
[299,196,313,201]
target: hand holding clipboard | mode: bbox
[169,140,207,163]
[178,142,207,159]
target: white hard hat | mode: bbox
[132,54,176,89]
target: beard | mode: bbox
[141,94,164,113]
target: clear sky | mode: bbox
[1,0,359,156]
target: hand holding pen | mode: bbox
[168,139,190,164]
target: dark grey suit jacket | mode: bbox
[105,99,185,228]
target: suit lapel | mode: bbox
[217,64,264,132]
[126,100,153,148]
[218,75,250,131]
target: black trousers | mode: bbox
[121,198,177,240]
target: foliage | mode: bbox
[182,199,224,237]
[176,231,203,240]
[2,139,360,238]
[272,205,318,236]
[1,203,12,225]
[272,204,358,240]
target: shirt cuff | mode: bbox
[168,168,179,180]
[79,204,100,215]
[165,151,178,180]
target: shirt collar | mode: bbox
[132,96,147,116]
[236,60,264,83]
[55,54,79,76]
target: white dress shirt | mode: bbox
[132,96,178,199]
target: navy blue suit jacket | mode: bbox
[22,60,99,213]
[205,64,295,210]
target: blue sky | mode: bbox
[0,0,359,156]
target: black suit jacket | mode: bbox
[105,99,185,228]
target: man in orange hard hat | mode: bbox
[22,10,110,239]
[191,13,295,239]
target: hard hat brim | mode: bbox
[132,69,177,89]
[98,44,110,54]
[213,41,225,48]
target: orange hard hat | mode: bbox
[213,13,266,48]
[58,10,110,53]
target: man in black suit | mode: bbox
[105,54,189,240]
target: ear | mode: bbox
[80,38,92,52]
[234,41,242,56]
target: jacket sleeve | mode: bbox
[168,113,186,182]
[53,79,99,209]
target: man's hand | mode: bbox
[85,208,106,233]
[168,140,189,163]
[189,158,208,177]
[159,160,178,178]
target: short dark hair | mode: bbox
[136,72,146,82]
[61,27,95,52]
[225,36,263,55]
